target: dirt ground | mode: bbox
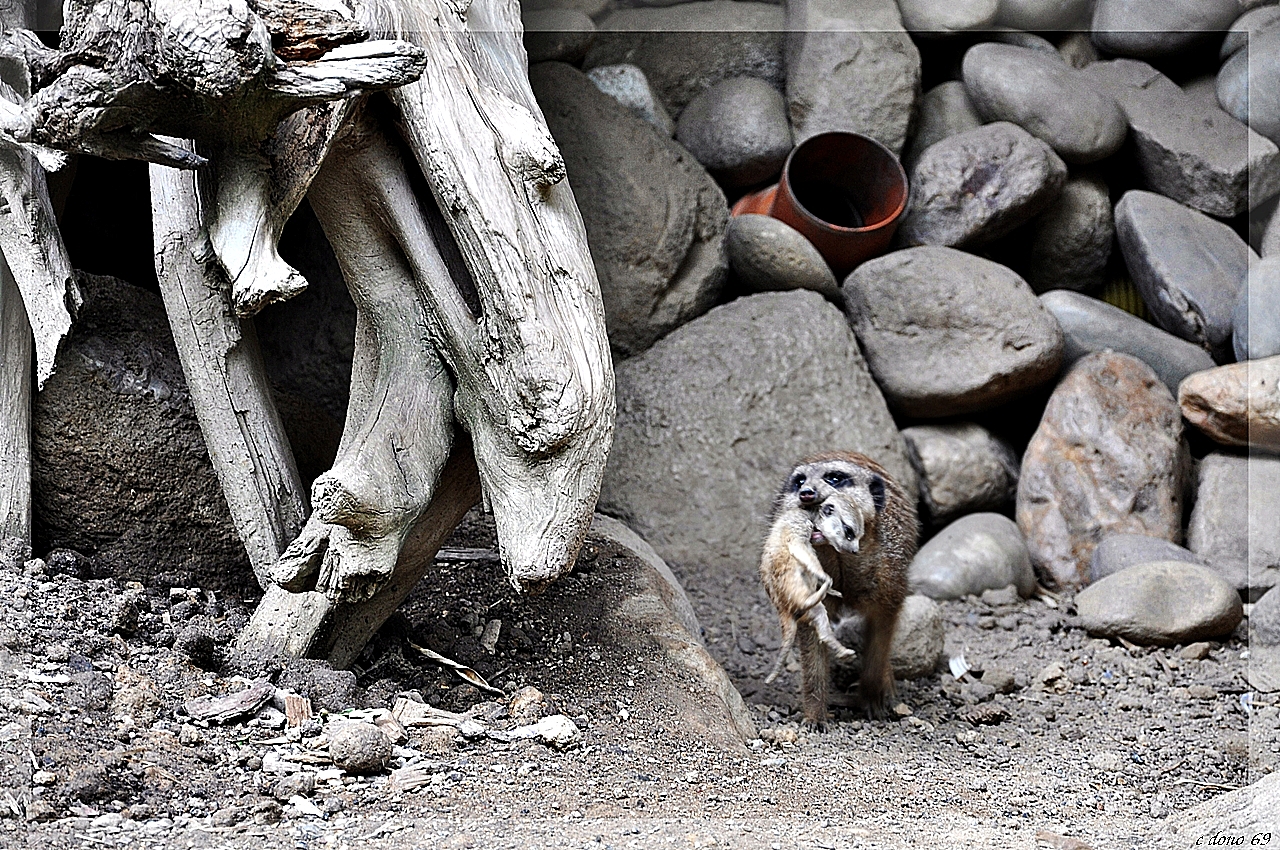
[0,512,1274,850]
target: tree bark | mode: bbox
[0,257,30,545]
[150,144,309,586]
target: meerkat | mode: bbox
[760,494,863,684]
[764,451,919,726]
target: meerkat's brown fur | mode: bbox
[764,451,919,726]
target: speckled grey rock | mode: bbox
[586,64,675,136]
[675,77,792,188]
[327,721,392,775]
[901,423,1019,526]
[726,214,838,300]
[1017,352,1187,588]
[1235,256,1280,361]
[1220,6,1280,59]
[844,247,1064,418]
[1023,174,1114,293]
[897,0,997,35]
[1253,588,1280,646]
[1259,196,1280,258]
[531,62,728,358]
[1075,562,1243,646]
[909,513,1036,600]
[522,9,596,64]
[899,122,1067,248]
[997,0,1093,30]
[889,595,945,680]
[962,44,1126,165]
[903,81,984,169]
[584,2,785,117]
[1092,0,1241,60]
[1217,26,1280,146]
[1081,59,1280,218]
[784,0,921,154]
[1178,357,1280,452]
[1115,189,1258,363]
[1089,534,1203,583]
[599,290,916,578]
[1187,453,1280,601]
[1040,290,1217,395]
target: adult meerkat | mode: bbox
[760,495,863,684]
[764,451,919,725]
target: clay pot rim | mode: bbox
[777,131,909,236]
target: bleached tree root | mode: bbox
[0,260,31,544]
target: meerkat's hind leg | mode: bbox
[787,540,834,611]
[764,614,798,684]
[805,600,857,662]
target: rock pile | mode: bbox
[522,3,1279,652]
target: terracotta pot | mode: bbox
[730,132,909,278]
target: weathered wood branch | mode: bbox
[150,142,309,586]
[362,0,615,593]
[0,258,30,545]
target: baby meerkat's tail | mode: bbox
[764,616,798,684]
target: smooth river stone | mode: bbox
[901,423,1019,526]
[909,513,1036,600]
[903,81,984,169]
[1092,0,1242,60]
[1039,290,1216,395]
[899,122,1067,248]
[1217,25,1280,146]
[1022,174,1114,293]
[726,215,839,301]
[1235,256,1280,361]
[1016,352,1186,588]
[1075,562,1243,646]
[1115,189,1258,363]
[843,246,1063,418]
[675,77,792,188]
[1090,534,1203,583]
[1188,453,1280,602]
[962,43,1126,165]
[1178,356,1280,453]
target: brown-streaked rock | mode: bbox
[1178,357,1280,452]
[1016,352,1187,588]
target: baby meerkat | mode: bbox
[760,493,863,684]
[764,451,919,725]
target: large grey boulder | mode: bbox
[675,77,792,189]
[1081,59,1280,218]
[32,274,254,593]
[961,43,1126,165]
[901,423,1019,526]
[1115,189,1258,363]
[1075,562,1243,646]
[784,0,921,154]
[1089,534,1203,583]
[1017,352,1187,588]
[902,81,984,169]
[1235,256,1280,361]
[1178,357,1280,453]
[1188,454,1280,602]
[1218,26,1280,147]
[909,513,1036,600]
[899,122,1067,248]
[726,214,839,301]
[1022,174,1114,293]
[1040,290,1216,396]
[599,290,915,577]
[843,246,1064,417]
[531,62,728,358]
[1092,0,1241,61]
[584,2,785,117]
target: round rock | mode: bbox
[1040,289,1216,395]
[1253,587,1280,646]
[675,77,792,188]
[900,122,1067,248]
[843,246,1064,418]
[1092,0,1242,60]
[1017,352,1187,588]
[909,513,1036,600]
[1075,562,1243,646]
[889,595,945,680]
[522,9,596,65]
[1188,453,1280,603]
[328,721,392,775]
[586,64,675,137]
[1220,6,1280,59]
[898,0,998,35]
[1235,256,1280,361]
[996,0,1093,30]
[1089,533,1203,583]
[962,43,1126,164]
[1115,189,1258,363]
[1178,356,1280,452]
[903,81,985,169]
[901,423,1019,526]
[1217,26,1280,145]
[726,214,839,300]
[1022,174,1114,293]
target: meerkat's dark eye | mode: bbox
[843,525,854,539]
[823,472,850,488]
[869,475,886,512]
[790,473,805,491]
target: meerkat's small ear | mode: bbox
[869,475,886,513]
